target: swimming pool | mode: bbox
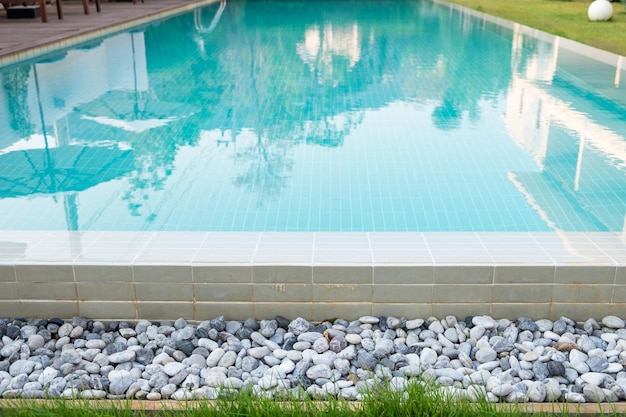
[0,0,624,232]
[0,0,625,322]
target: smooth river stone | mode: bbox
[306,364,332,380]
[527,381,547,402]
[85,339,106,350]
[535,319,553,332]
[443,328,459,344]
[602,316,625,329]
[547,361,565,377]
[434,368,463,381]
[204,349,227,368]
[472,316,497,330]
[475,348,497,363]
[359,316,379,324]
[288,318,310,336]
[469,325,486,341]
[420,348,437,367]
[217,351,237,368]
[405,319,424,330]
[521,351,538,362]
[428,321,444,334]
[298,332,325,343]
[108,370,136,395]
[163,362,186,377]
[554,341,578,352]
[583,384,606,403]
[580,372,607,387]
[587,356,609,372]
[108,350,135,364]
[490,383,515,397]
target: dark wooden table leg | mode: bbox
[39,0,48,22]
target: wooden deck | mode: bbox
[0,0,203,59]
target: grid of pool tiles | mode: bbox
[0,231,625,322]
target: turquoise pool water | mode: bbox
[0,0,624,232]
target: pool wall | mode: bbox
[0,231,624,322]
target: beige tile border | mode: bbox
[0,231,624,321]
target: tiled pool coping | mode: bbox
[0,231,624,322]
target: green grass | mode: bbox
[0,381,622,417]
[445,0,626,56]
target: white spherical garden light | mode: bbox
[588,0,613,21]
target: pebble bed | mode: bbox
[2,314,626,403]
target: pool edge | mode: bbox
[0,231,624,322]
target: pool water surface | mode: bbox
[0,0,624,232]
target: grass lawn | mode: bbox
[445,0,626,57]
[1,382,623,417]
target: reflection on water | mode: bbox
[0,0,624,232]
